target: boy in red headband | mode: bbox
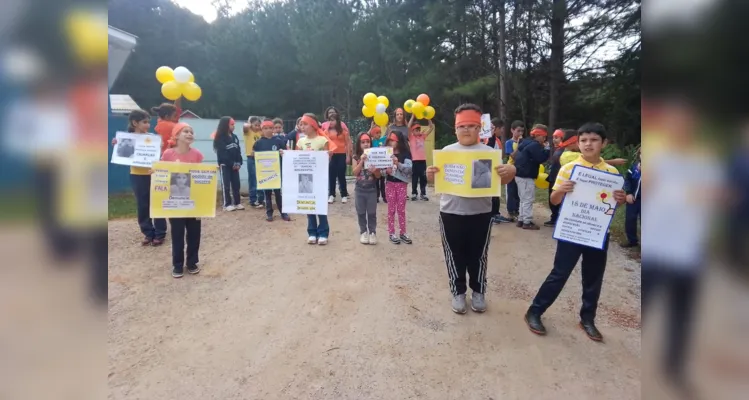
[426,104,517,314]
[513,124,551,230]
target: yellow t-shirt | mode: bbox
[508,142,519,165]
[560,150,581,167]
[129,132,155,175]
[296,135,329,151]
[553,155,620,191]
[244,130,262,156]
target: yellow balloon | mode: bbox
[188,73,195,83]
[373,113,389,127]
[363,92,378,108]
[362,105,375,118]
[156,66,174,84]
[414,109,425,119]
[404,99,415,113]
[535,173,550,189]
[182,82,202,101]
[424,106,436,120]
[538,164,545,174]
[161,81,182,100]
[377,95,389,108]
[411,101,425,116]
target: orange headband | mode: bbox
[388,133,399,142]
[360,134,371,142]
[369,126,381,135]
[553,129,564,138]
[261,120,274,128]
[169,122,191,147]
[560,135,578,148]
[300,115,319,130]
[530,127,547,137]
[455,110,482,127]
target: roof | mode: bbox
[109,94,142,114]
[180,110,201,118]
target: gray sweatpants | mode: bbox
[355,186,378,234]
[515,177,536,224]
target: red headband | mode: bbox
[455,110,482,127]
[560,135,578,148]
[369,126,381,135]
[530,127,547,137]
[360,134,371,142]
[395,108,404,114]
[388,133,399,142]
[553,129,564,138]
[261,120,274,128]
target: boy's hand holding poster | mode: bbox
[553,165,625,249]
[110,132,161,167]
[363,147,393,169]
[433,150,502,197]
[255,151,281,190]
[281,151,329,215]
[150,162,218,218]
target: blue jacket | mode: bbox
[514,139,550,179]
[624,160,642,200]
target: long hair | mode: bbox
[387,134,411,159]
[213,116,232,151]
[392,108,407,126]
[151,103,177,120]
[355,132,369,158]
[127,109,150,132]
[323,106,342,128]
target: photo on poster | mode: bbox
[281,150,329,215]
[471,159,492,189]
[299,174,313,194]
[170,172,191,198]
[117,138,135,158]
[110,131,162,167]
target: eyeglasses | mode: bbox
[456,125,480,132]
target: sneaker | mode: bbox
[281,214,291,221]
[360,233,370,244]
[328,196,335,203]
[522,222,541,230]
[368,232,377,245]
[252,202,264,209]
[420,195,429,201]
[498,215,514,223]
[516,221,524,228]
[151,238,165,247]
[399,233,413,244]
[187,264,200,275]
[318,237,328,245]
[451,294,467,314]
[389,234,401,244]
[492,215,503,225]
[471,292,487,313]
[411,194,418,201]
[543,220,556,227]
[341,196,348,204]
[307,236,318,244]
[235,204,245,210]
[172,268,184,278]
[224,205,236,211]
[266,215,273,222]
[141,237,152,246]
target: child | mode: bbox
[505,120,525,220]
[369,126,388,202]
[513,124,551,230]
[272,118,285,137]
[407,116,434,201]
[213,116,244,211]
[384,133,413,244]
[352,132,382,244]
[244,116,264,208]
[622,147,641,248]
[161,122,206,278]
[544,129,576,227]
[426,104,517,314]
[525,122,626,341]
[151,101,181,155]
[254,119,290,222]
[112,110,167,246]
[325,117,351,204]
[297,113,332,244]
[552,129,564,149]
[486,118,513,224]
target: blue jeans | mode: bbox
[307,215,330,238]
[506,179,520,215]
[246,156,262,204]
[130,174,167,239]
[625,197,641,245]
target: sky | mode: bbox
[171,0,249,23]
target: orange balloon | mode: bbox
[416,94,430,107]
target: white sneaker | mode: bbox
[360,233,369,244]
[328,196,335,203]
[224,205,236,212]
[341,196,348,204]
[318,237,328,245]
[235,204,245,210]
[307,236,317,244]
[368,233,377,245]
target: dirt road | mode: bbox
[108,185,641,399]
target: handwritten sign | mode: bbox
[364,147,393,169]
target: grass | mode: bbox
[109,194,138,220]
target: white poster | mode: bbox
[480,113,492,139]
[111,131,161,167]
[363,147,393,169]
[281,151,329,215]
[553,165,625,249]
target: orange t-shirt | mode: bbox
[154,119,177,154]
[326,128,349,154]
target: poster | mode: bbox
[363,147,393,169]
[110,131,161,167]
[281,151,329,215]
[150,162,219,218]
[255,151,281,190]
[552,165,625,249]
[433,150,502,197]
[480,113,492,139]
[59,148,108,228]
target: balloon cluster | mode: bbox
[535,165,549,189]
[361,92,391,127]
[404,94,435,120]
[155,66,202,102]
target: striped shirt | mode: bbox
[553,154,620,191]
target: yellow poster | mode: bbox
[150,162,218,218]
[433,150,502,198]
[255,151,281,190]
[59,148,108,228]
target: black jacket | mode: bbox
[214,133,243,167]
[486,135,502,151]
[514,139,550,179]
[623,160,642,200]
[546,147,565,183]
